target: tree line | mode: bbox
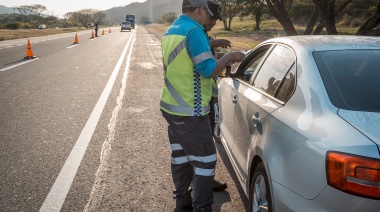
[1,0,379,36]
[215,0,380,35]
[0,4,108,29]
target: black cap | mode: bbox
[207,1,222,21]
[184,0,213,16]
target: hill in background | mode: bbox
[0,0,181,24]
[0,5,18,14]
[105,0,181,24]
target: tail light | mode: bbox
[326,151,380,200]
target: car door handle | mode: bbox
[232,95,237,104]
[252,113,261,126]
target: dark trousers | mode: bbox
[162,111,216,212]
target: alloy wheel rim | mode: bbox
[252,175,268,212]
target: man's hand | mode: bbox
[214,52,224,59]
[210,51,246,78]
[226,51,246,63]
[210,39,232,49]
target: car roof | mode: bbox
[264,35,380,52]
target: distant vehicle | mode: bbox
[126,14,135,29]
[215,35,380,211]
[120,21,131,32]
[38,24,46,30]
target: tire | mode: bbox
[250,163,273,212]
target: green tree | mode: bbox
[16,4,47,23]
[264,0,355,35]
[215,0,246,30]
[158,12,177,24]
[139,16,150,24]
[242,0,265,30]
[357,0,380,35]
[65,9,106,28]
[264,0,297,35]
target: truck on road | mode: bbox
[126,14,135,29]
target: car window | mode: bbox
[241,51,266,83]
[275,63,296,102]
[314,50,380,112]
[231,45,272,83]
[253,45,296,98]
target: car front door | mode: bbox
[232,44,297,179]
[218,77,237,151]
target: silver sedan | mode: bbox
[215,35,380,211]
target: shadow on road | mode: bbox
[213,141,249,211]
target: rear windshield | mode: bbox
[314,50,380,112]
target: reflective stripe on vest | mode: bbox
[192,51,214,66]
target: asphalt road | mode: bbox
[0,26,248,211]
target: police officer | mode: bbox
[204,0,229,192]
[160,0,245,211]
[94,22,99,37]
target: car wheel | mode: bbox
[250,163,272,212]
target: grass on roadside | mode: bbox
[145,17,360,51]
[1,17,360,50]
[0,28,88,41]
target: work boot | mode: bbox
[212,179,227,192]
[174,203,193,212]
[188,179,227,193]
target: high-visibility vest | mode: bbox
[160,28,214,116]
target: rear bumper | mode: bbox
[272,181,380,211]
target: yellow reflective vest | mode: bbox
[160,16,215,117]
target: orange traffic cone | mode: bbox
[25,39,35,59]
[90,31,94,39]
[102,29,105,35]
[73,33,79,44]
[109,29,111,33]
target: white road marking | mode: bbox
[0,58,40,72]
[67,44,79,49]
[39,30,136,212]
[83,29,136,212]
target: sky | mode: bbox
[1,0,147,18]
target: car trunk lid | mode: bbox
[338,109,380,152]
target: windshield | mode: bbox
[314,50,380,112]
